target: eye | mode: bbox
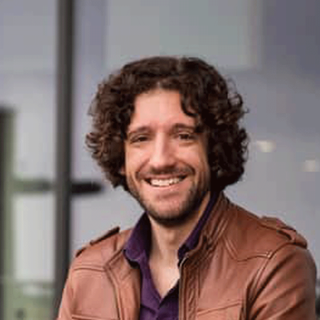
[130,135,149,144]
[177,132,195,141]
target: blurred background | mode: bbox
[0,0,319,319]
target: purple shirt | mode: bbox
[123,193,217,320]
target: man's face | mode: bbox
[122,89,211,226]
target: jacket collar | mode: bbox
[182,192,233,266]
[202,192,233,248]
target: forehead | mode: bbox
[128,89,195,131]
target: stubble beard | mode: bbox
[126,174,210,227]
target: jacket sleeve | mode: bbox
[56,268,74,320]
[249,244,317,319]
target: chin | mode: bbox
[147,211,191,227]
[145,202,200,227]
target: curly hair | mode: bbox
[86,56,249,192]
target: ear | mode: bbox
[119,166,125,176]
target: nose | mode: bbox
[149,135,176,170]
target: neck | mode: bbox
[148,192,210,267]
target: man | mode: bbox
[57,56,317,319]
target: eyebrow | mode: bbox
[126,123,200,139]
[170,123,198,132]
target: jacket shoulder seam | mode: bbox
[222,207,307,261]
[75,226,120,258]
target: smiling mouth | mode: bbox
[146,177,186,187]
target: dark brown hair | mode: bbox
[86,56,248,192]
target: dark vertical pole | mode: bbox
[53,0,74,315]
[0,108,15,320]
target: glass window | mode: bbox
[0,0,57,319]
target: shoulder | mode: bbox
[71,227,132,269]
[223,202,309,261]
[225,206,318,319]
[58,228,133,319]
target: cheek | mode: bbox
[192,143,208,162]
[124,148,148,174]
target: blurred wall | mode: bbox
[0,0,57,318]
[0,0,56,283]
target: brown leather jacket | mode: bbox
[57,194,317,319]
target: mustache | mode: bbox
[137,166,194,178]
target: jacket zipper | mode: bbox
[178,255,189,320]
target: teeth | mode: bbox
[149,177,182,187]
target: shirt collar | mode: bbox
[124,213,151,262]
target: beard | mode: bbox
[126,168,210,227]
